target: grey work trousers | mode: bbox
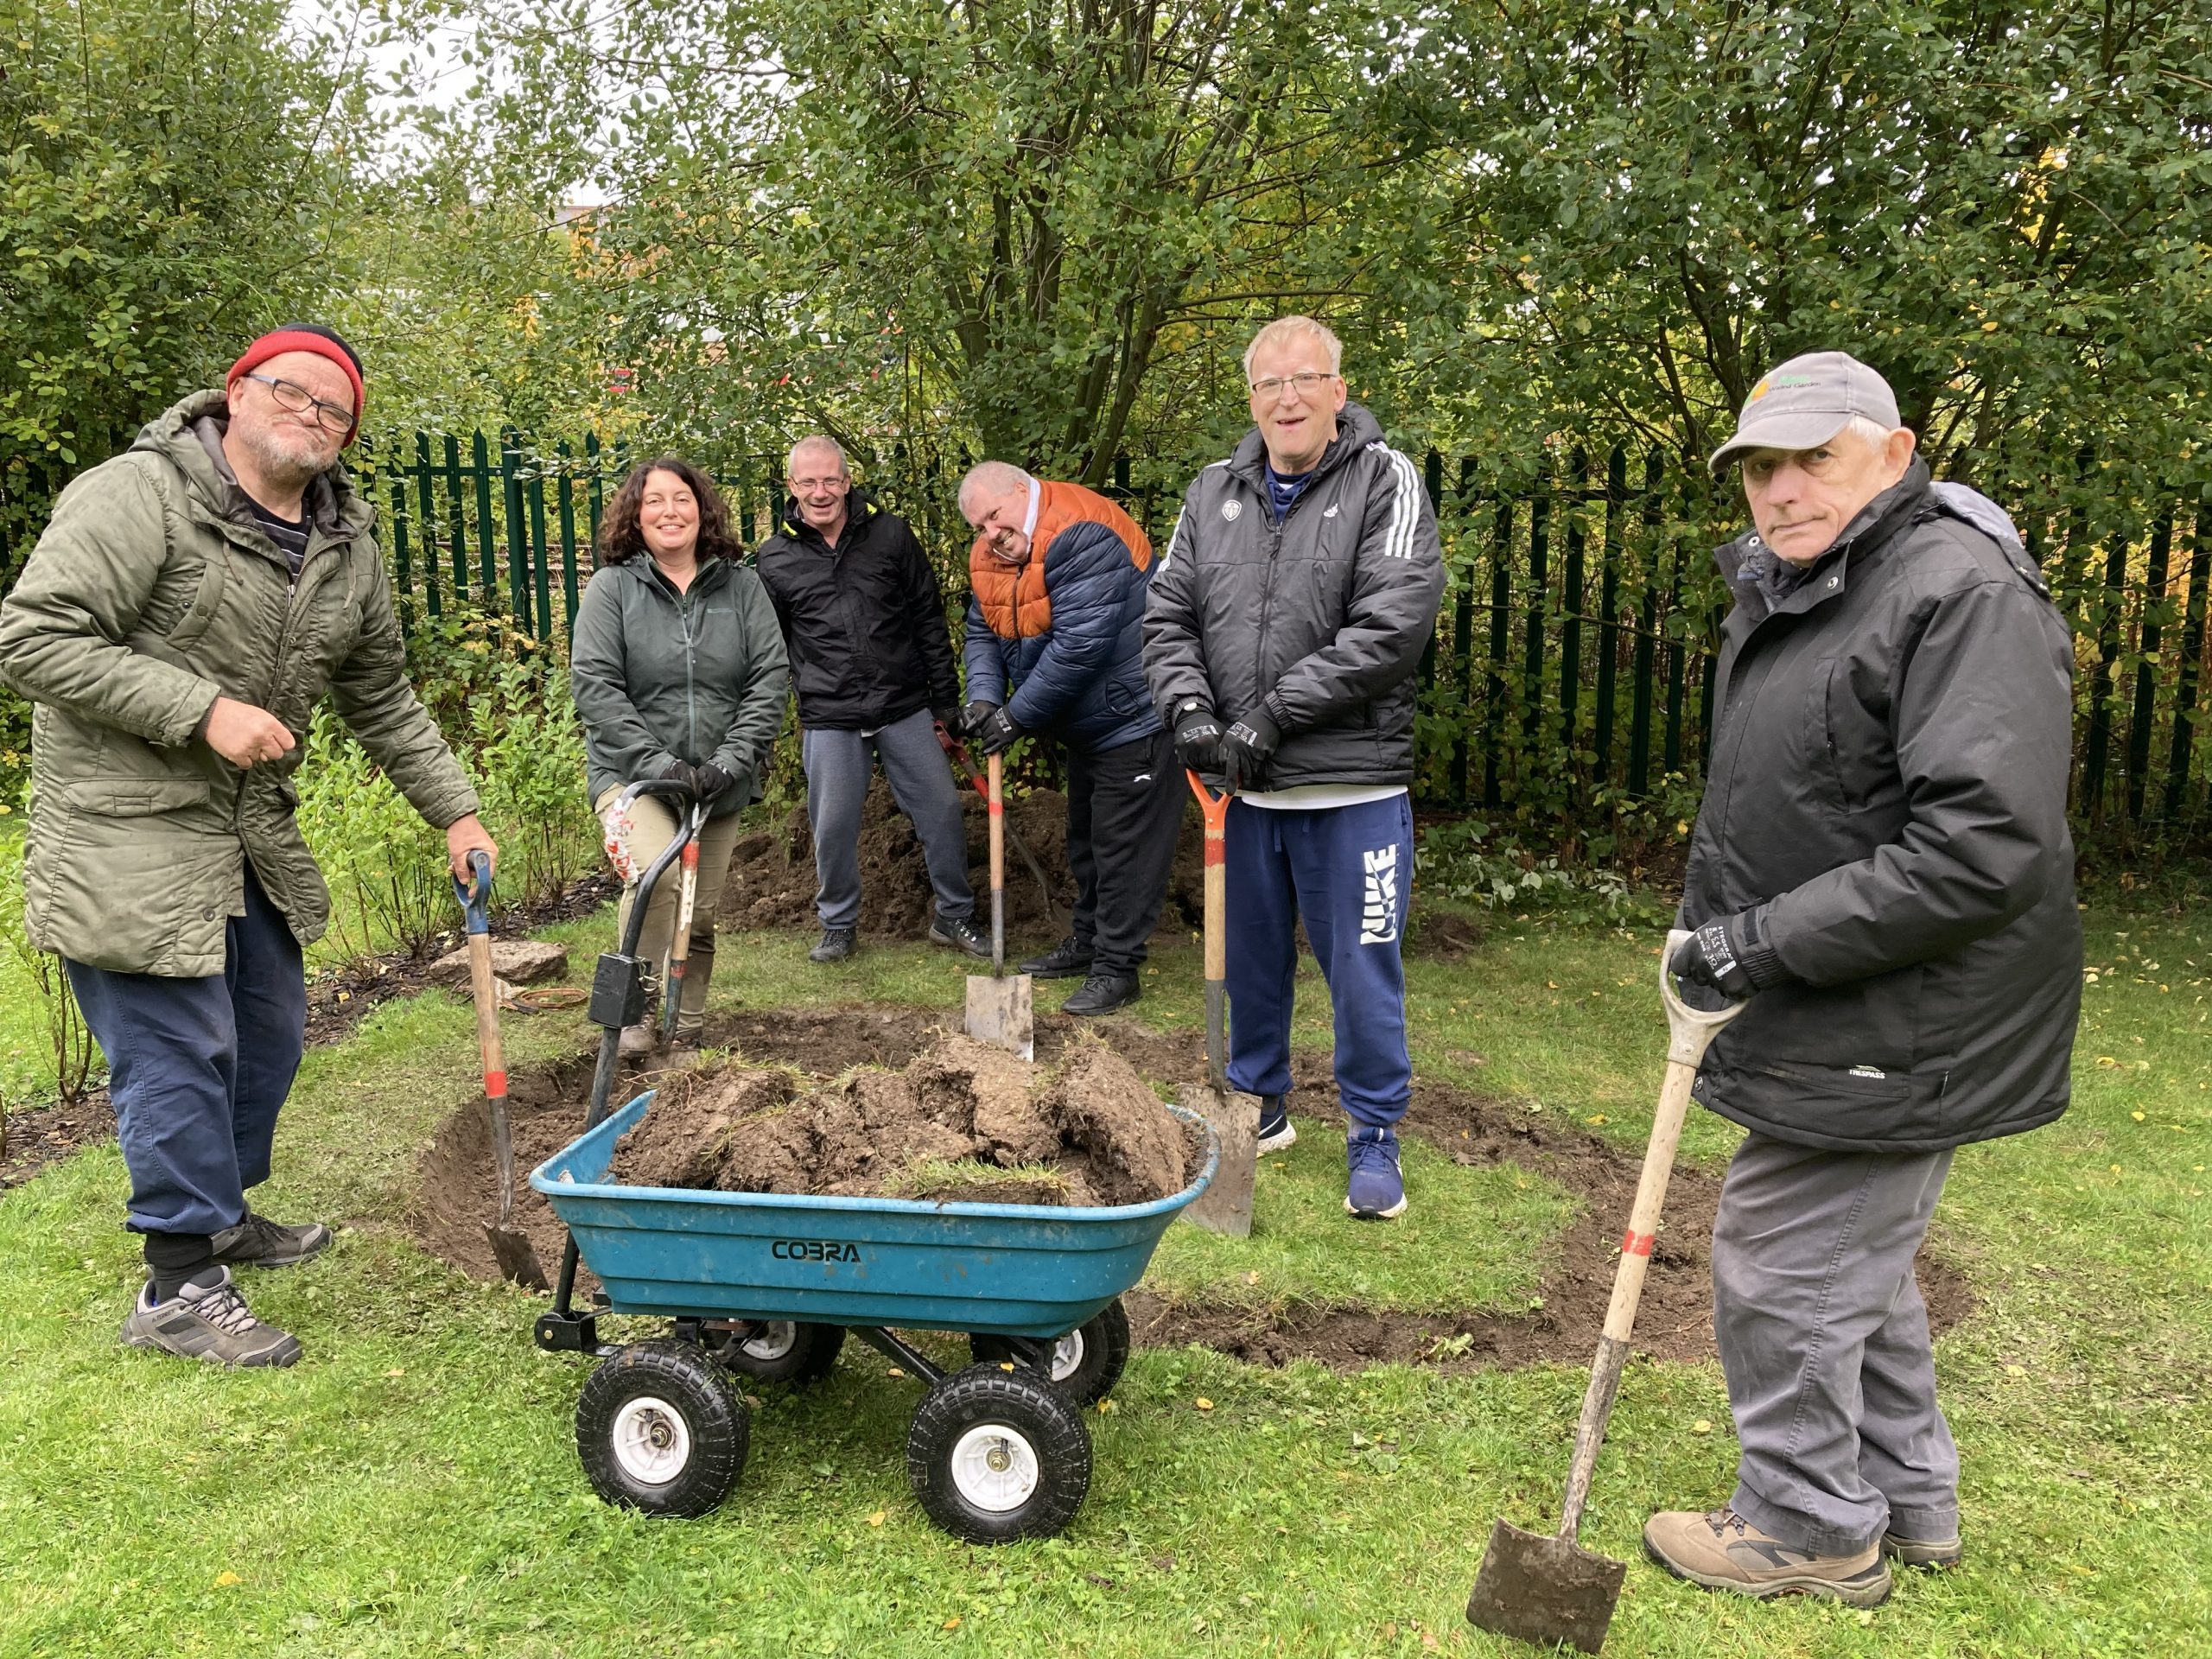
[1713,1130,1960,1556]
[803,709,975,930]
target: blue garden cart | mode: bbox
[528,779,1217,1542]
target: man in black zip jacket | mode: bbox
[754,436,985,963]
[1643,352,2081,1611]
[1143,315,1444,1222]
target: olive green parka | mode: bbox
[0,391,480,976]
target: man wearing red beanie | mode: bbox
[0,325,498,1368]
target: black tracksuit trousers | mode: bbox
[1066,728,1183,976]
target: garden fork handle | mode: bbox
[1187,772,1233,1095]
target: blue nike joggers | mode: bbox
[1224,793,1414,1128]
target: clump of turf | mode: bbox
[892,1159,1073,1207]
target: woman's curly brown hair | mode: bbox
[595,456,745,566]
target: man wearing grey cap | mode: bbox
[1642,351,2082,1607]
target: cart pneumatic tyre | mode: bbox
[906,1363,1092,1544]
[713,1320,846,1384]
[576,1340,748,1517]
[969,1299,1130,1406]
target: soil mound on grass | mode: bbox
[601,1033,1198,1207]
[408,1003,1973,1372]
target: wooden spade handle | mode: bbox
[1555,932,1747,1541]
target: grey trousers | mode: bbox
[1713,1131,1959,1556]
[802,709,975,929]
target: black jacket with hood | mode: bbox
[1141,403,1444,789]
[1682,461,2082,1154]
[753,490,960,731]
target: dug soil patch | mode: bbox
[410,1004,1972,1373]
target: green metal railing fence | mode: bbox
[3,434,2207,835]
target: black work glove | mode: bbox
[1222,708,1281,792]
[962,699,1001,740]
[971,704,1022,756]
[659,758,701,796]
[1669,909,1786,1001]
[696,762,736,803]
[934,704,966,738]
[1173,701,1224,772]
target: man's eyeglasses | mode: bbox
[1249,371,1338,399]
[245,372,355,435]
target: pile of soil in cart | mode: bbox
[604,1032,1202,1208]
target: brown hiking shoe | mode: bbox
[1643,1508,1891,1607]
[118,1268,302,1369]
[1882,1529,1962,1568]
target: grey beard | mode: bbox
[232,423,333,495]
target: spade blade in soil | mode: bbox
[485,1224,550,1293]
[1465,1518,1625,1656]
[965,972,1033,1061]
[1181,1084,1258,1237]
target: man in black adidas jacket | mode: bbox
[754,435,984,963]
[1143,315,1444,1222]
[1643,352,2082,1611]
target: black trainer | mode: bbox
[809,926,858,963]
[1019,937,1095,979]
[927,914,991,959]
[1257,1095,1297,1153]
[211,1210,332,1269]
[1062,972,1140,1017]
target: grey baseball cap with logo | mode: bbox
[1707,350,1902,474]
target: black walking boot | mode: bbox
[810,926,858,963]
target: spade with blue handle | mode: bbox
[454,850,550,1292]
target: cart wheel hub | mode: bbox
[950,1424,1040,1512]
[741,1322,798,1363]
[1049,1330,1085,1382]
[611,1395,692,1485]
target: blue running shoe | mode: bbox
[1257,1094,1297,1153]
[1345,1127,1407,1220]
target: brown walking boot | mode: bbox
[1643,1508,1891,1608]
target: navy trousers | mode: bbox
[64,866,308,1240]
[1224,793,1414,1128]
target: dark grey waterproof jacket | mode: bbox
[569,556,790,817]
[1142,404,1444,789]
[1683,462,2082,1154]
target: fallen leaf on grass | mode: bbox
[2132,1111,2146,1122]
[2005,1364,2027,1377]
[1690,1420,1713,1434]
[1194,1397,1214,1411]
[942,1616,961,1630]
[868,1511,886,1527]
[213,1571,241,1587]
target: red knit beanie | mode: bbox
[226,324,365,442]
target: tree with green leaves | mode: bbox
[0,0,365,481]
[440,0,1426,482]
[1376,0,2212,485]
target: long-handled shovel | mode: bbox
[656,798,709,1046]
[963,752,1033,1059]
[453,850,550,1293]
[1465,930,1745,1653]
[1179,772,1258,1237]
[935,721,1061,932]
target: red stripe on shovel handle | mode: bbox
[1620,1229,1654,1257]
[485,1069,507,1099]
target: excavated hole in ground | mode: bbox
[410,1003,1974,1374]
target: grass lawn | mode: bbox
[0,903,2206,1657]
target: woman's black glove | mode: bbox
[962,699,1001,740]
[660,758,701,796]
[695,762,735,802]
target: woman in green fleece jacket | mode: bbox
[570,457,790,1055]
